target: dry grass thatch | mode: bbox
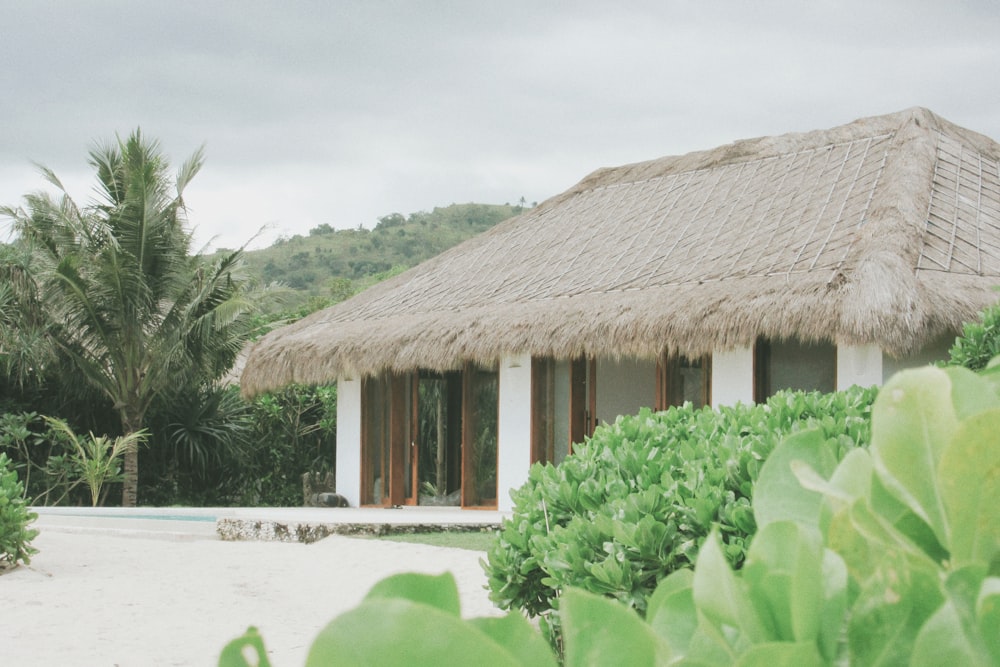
[241,107,1000,396]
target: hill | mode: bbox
[231,202,526,315]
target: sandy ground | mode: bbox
[1,523,502,667]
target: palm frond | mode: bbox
[175,145,205,195]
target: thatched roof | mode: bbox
[241,107,1000,396]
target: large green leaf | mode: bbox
[846,550,943,667]
[912,602,986,667]
[817,549,848,662]
[742,522,826,644]
[943,366,1000,419]
[734,641,826,667]
[911,566,994,667]
[306,598,520,667]
[977,362,1000,397]
[827,496,938,592]
[869,471,948,564]
[468,613,558,667]
[646,569,698,655]
[363,571,461,616]
[753,429,840,531]
[938,409,1000,569]
[693,530,767,644]
[869,367,957,550]
[560,587,672,667]
[977,577,1000,663]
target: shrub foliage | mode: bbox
[0,452,38,569]
[141,384,336,507]
[482,386,877,621]
[947,302,1000,371]
[659,364,1000,665]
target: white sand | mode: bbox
[2,526,502,666]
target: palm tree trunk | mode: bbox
[122,448,139,508]
[121,410,142,507]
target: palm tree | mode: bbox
[0,130,260,506]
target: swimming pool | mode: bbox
[32,507,225,522]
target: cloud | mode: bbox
[2,0,999,251]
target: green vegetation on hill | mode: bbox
[233,203,525,313]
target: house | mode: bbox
[241,108,1000,511]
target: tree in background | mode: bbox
[0,130,261,506]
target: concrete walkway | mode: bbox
[31,505,511,542]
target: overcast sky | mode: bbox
[2,1,998,250]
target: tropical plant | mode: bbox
[0,244,54,390]
[0,130,261,505]
[45,417,146,507]
[482,386,876,632]
[220,572,558,667]
[653,363,1000,665]
[0,452,38,569]
[947,301,1000,370]
[243,384,337,506]
[140,384,254,505]
[0,411,79,505]
[136,383,336,507]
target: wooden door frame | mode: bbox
[460,363,500,509]
[569,356,596,454]
[360,375,391,507]
[405,373,419,505]
[387,372,407,506]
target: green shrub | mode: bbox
[243,384,337,506]
[0,452,38,569]
[655,363,1000,665]
[0,412,92,506]
[947,302,1000,370]
[141,383,335,507]
[482,386,877,625]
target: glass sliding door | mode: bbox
[361,371,416,506]
[364,367,498,509]
[462,364,499,508]
[416,371,462,506]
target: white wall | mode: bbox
[712,347,754,407]
[335,377,362,507]
[837,343,883,390]
[497,353,532,512]
[595,357,657,425]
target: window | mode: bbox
[531,356,596,466]
[656,354,712,410]
[754,338,836,401]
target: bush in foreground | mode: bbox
[0,452,38,569]
[482,386,877,628]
